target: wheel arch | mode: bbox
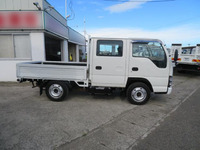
[126,77,154,92]
[43,80,72,88]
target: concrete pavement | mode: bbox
[0,71,200,150]
[0,83,135,150]
[132,86,200,150]
[58,73,200,150]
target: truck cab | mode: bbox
[89,38,172,104]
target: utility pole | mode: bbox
[65,0,67,22]
[65,0,70,25]
[84,17,86,37]
[65,0,71,25]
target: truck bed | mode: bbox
[16,61,88,81]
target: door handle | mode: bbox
[96,66,102,70]
[132,67,138,71]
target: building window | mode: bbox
[0,35,14,58]
[0,34,31,59]
[97,40,123,57]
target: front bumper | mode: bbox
[167,86,172,94]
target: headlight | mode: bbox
[168,76,173,87]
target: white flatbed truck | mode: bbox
[171,44,200,72]
[17,37,173,105]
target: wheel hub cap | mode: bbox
[131,87,147,102]
[49,84,63,99]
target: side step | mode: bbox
[88,87,113,95]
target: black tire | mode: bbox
[45,81,69,101]
[127,82,151,105]
[174,49,179,66]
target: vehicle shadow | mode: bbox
[173,67,200,77]
[68,87,127,102]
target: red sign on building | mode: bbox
[0,11,43,29]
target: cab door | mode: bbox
[129,40,169,93]
[90,39,126,87]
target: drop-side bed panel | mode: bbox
[16,61,88,81]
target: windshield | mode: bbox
[182,48,196,55]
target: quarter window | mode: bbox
[97,40,123,57]
[132,42,167,68]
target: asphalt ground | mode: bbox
[133,87,200,150]
[0,69,200,150]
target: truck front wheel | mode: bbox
[45,81,69,101]
[127,82,150,105]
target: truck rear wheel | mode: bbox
[45,81,68,101]
[127,82,150,105]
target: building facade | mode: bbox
[0,0,86,81]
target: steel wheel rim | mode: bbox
[49,84,63,99]
[131,87,147,102]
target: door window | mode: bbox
[132,41,167,68]
[97,40,123,57]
